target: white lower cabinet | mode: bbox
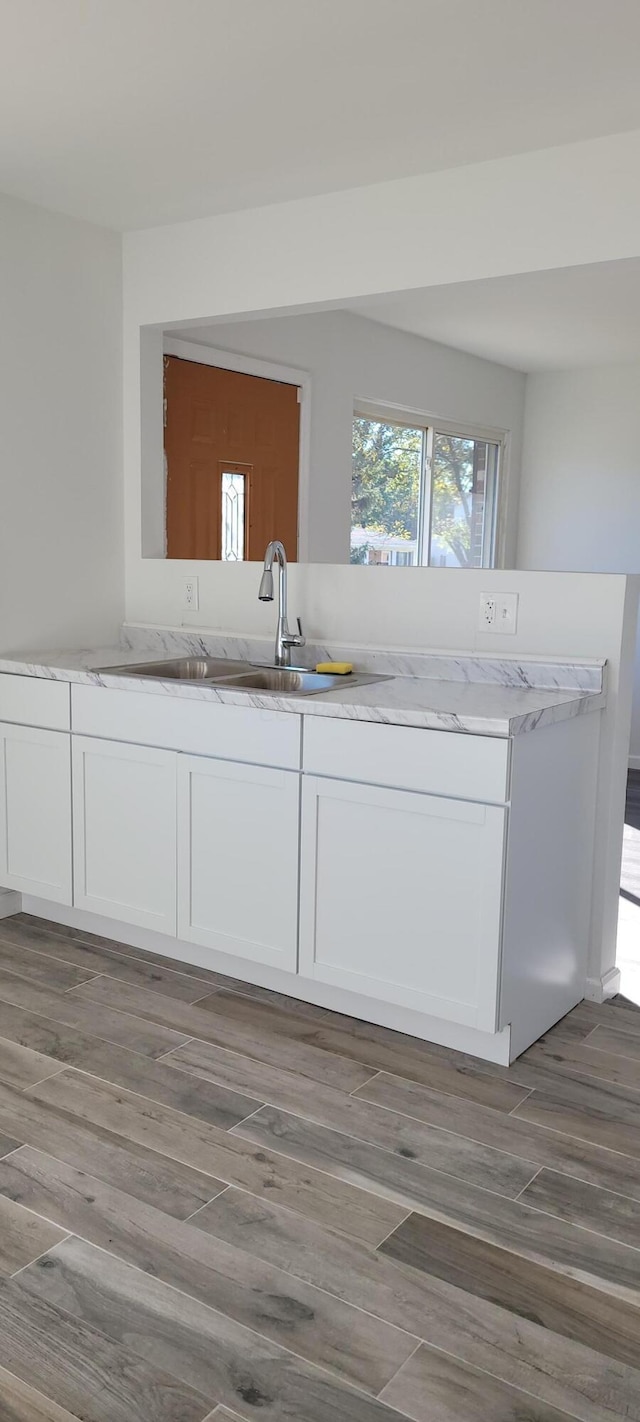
[299,775,506,1031]
[72,735,177,934]
[0,722,72,904]
[177,753,300,971]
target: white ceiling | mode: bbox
[2,0,640,230]
[347,259,640,372]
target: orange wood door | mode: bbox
[164,356,300,560]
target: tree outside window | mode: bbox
[351,414,499,568]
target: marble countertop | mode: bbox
[0,635,607,737]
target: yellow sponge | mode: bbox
[316,661,353,675]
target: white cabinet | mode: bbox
[0,723,72,904]
[299,775,506,1031]
[177,753,300,971]
[72,735,177,934]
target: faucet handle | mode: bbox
[283,616,305,649]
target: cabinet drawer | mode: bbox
[0,674,70,731]
[303,715,510,802]
[71,683,301,769]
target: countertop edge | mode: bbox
[0,655,607,737]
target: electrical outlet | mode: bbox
[479,591,519,634]
[478,594,496,630]
[182,576,199,611]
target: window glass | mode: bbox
[351,414,500,567]
[351,417,422,566]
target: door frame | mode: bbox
[163,336,312,561]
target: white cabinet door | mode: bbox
[300,776,506,1031]
[0,723,72,903]
[72,736,177,934]
[177,754,299,971]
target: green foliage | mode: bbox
[351,418,421,540]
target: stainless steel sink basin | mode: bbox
[99,657,250,682]
[97,657,390,697]
[217,669,344,695]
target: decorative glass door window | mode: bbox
[221,471,246,561]
[351,412,502,567]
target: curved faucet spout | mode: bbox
[258,540,305,667]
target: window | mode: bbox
[351,409,502,568]
[221,470,246,561]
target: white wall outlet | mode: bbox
[495,591,519,634]
[479,591,519,634]
[182,575,199,611]
[478,594,496,630]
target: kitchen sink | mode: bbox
[216,668,344,695]
[99,657,250,681]
[97,658,390,696]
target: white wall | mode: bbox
[0,192,123,650]
[518,363,640,763]
[166,311,525,563]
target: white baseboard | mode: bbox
[0,889,21,919]
[629,755,640,771]
[585,965,621,1002]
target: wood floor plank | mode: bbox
[585,1022,640,1062]
[513,1068,640,1156]
[0,919,212,1004]
[0,1035,63,1090]
[67,975,379,1092]
[354,1069,640,1202]
[0,1077,225,1219]
[567,999,640,1038]
[0,1364,87,1422]
[0,998,261,1129]
[0,940,96,992]
[21,1235,415,1422]
[520,1167,640,1251]
[233,1106,640,1300]
[165,1038,537,1198]
[0,1147,418,1394]
[379,1344,583,1422]
[0,1274,213,1422]
[196,987,529,1112]
[0,1194,66,1275]
[0,970,190,1059]
[26,1069,406,1245]
[517,1032,640,1091]
[13,914,249,994]
[380,1211,640,1370]
[194,1185,640,1422]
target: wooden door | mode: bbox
[164,355,300,560]
[0,723,72,905]
[177,753,299,971]
[299,776,506,1031]
[72,736,177,934]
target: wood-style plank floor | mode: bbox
[0,915,637,1419]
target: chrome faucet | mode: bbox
[258,540,305,667]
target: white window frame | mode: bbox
[354,398,509,568]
